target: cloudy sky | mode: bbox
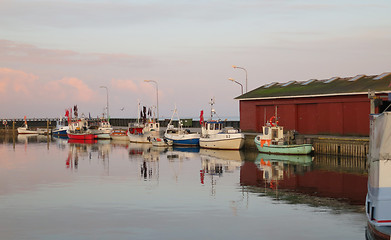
[0,0,390,119]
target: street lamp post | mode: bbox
[100,86,109,120]
[228,78,243,95]
[144,80,159,120]
[232,65,248,93]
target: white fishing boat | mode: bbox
[128,121,160,143]
[254,116,312,155]
[88,120,112,139]
[127,101,160,143]
[17,116,38,134]
[366,112,391,232]
[199,98,245,150]
[164,106,200,146]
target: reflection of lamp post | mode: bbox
[228,78,243,95]
[232,65,248,93]
[100,86,109,120]
[144,80,159,120]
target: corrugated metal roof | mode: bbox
[235,73,391,100]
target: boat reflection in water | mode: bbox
[241,153,367,206]
[365,112,391,240]
[66,139,110,173]
[128,143,162,181]
[199,148,243,195]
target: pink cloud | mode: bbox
[0,68,38,95]
[0,67,96,106]
[56,77,95,102]
[111,79,139,92]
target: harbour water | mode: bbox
[0,135,368,240]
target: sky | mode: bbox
[0,0,390,120]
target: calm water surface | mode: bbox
[0,135,367,240]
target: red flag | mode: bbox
[65,109,70,123]
[199,110,204,125]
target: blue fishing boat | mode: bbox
[52,116,69,137]
[164,106,200,146]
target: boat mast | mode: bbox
[137,99,140,125]
[167,104,179,128]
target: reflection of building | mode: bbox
[240,154,367,205]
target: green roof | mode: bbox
[236,73,391,100]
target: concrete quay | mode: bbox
[0,118,369,157]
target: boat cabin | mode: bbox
[69,119,89,133]
[99,121,111,129]
[259,125,284,143]
[202,121,224,136]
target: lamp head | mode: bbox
[228,78,235,82]
[232,65,237,68]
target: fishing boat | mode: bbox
[88,120,113,139]
[254,116,312,155]
[17,116,38,134]
[67,118,96,140]
[366,112,391,234]
[128,121,160,143]
[164,106,200,146]
[127,102,160,143]
[151,137,173,147]
[110,129,128,141]
[199,98,245,150]
[52,117,69,137]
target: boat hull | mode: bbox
[128,131,159,143]
[151,138,173,147]
[110,130,128,141]
[199,134,244,150]
[95,133,111,139]
[17,127,38,134]
[67,133,96,140]
[52,129,68,137]
[164,133,200,146]
[110,135,129,141]
[128,134,151,143]
[254,137,312,155]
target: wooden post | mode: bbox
[12,120,15,149]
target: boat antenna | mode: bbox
[209,97,215,119]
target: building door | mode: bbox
[297,104,317,134]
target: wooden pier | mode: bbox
[312,137,369,158]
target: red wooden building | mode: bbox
[236,72,391,136]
